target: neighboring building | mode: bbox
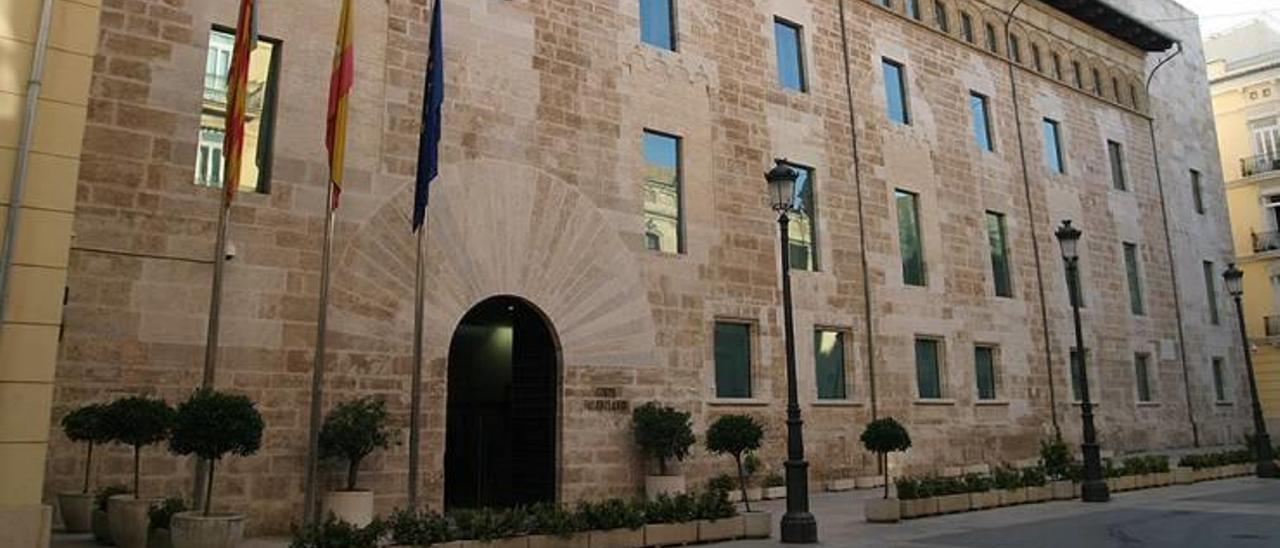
[1,1,101,546]
[31,0,1245,535]
[1208,18,1280,435]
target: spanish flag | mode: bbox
[221,0,257,204]
[326,0,355,210]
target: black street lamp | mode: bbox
[1054,220,1110,503]
[766,159,818,543]
[1222,263,1279,478]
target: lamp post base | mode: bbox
[1256,459,1279,478]
[1081,479,1110,503]
[780,512,818,544]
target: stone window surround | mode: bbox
[710,318,760,403]
[812,325,857,403]
[973,342,1003,401]
[1132,350,1157,405]
[914,335,952,403]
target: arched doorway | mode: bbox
[445,296,558,509]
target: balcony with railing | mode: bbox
[1241,154,1280,178]
[1267,316,1280,337]
[1253,230,1280,253]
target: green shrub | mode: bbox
[963,473,992,493]
[386,508,450,545]
[528,502,580,537]
[95,484,129,512]
[290,515,386,548]
[895,477,921,500]
[148,498,188,532]
[992,466,1022,490]
[860,417,912,499]
[450,506,528,541]
[631,403,696,476]
[763,472,785,488]
[1038,438,1073,481]
[707,473,735,493]
[1020,467,1047,487]
[692,489,736,520]
[62,404,112,494]
[644,493,697,524]
[104,396,174,498]
[168,389,264,515]
[319,397,394,492]
[575,498,645,531]
[705,415,764,511]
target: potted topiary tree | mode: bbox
[105,396,174,548]
[319,396,393,526]
[860,417,912,523]
[167,389,264,548]
[705,414,770,539]
[60,403,111,533]
[632,402,696,499]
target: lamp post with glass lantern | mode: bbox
[1222,263,1279,478]
[1054,220,1110,503]
[766,159,818,543]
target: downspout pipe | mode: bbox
[0,0,56,334]
[1004,0,1062,440]
[1144,42,1198,446]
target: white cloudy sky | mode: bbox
[1175,0,1280,37]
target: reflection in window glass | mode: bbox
[897,190,925,286]
[1043,118,1064,173]
[640,0,675,50]
[1108,140,1126,191]
[815,330,848,400]
[774,19,806,92]
[714,323,752,398]
[196,29,279,193]
[786,163,818,271]
[1124,242,1145,315]
[915,338,942,399]
[643,131,682,254]
[987,212,1012,297]
[883,59,910,125]
[970,92,993,151]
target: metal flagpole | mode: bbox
[408,227,426,508]
[192,174,233,511]
[303,182,338,525]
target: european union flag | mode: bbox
[413,0,444,232]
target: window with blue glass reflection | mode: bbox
[970,92,993,151]
[774,19,806,92]
[643,130,682,254]
[640,0,675,50]
[1043,118,1064,173]
[883,59,909,124]
[784,162,818,271]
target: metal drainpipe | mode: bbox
[1144,42,1198,447]
[1003,0,1062,440]
[0,0,56,336]
[837,0,878,420]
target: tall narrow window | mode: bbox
[814,330,848,400]
[878,0,893,8]
[906,0,921,20]
[975,346,998,400]
[1112,77,1121,102]
[987,212,1013,298]
[1051,52,1062,80]
[1124,242,1145,315]
[196,28,281,193]
[785,162,818,271]
[774,18,806,92]
[961,12,974,43]
[639,0,675,50]
[1070,349,1086,402]
[1043,118,1064,174]
[1009,34,1022,63]
[1204,260,1220,325]
[1108,140,1127,191]
[1129,84,1138,108]
[970,92,994,152]
[1191,169,1205,214]
[897,190,925,286]
[1072,61,1083,88]
[1092,67,1103,95]
[1212,358,1227,401]
[985,22,999,53]
[642,131,682,253]
[714,322,752,398]
[883,58,910,125]
[934,1,950,32]
[1134,353,1153,403]
[1032,43,1043,72]
[915,338,943,399]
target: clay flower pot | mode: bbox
[323,490,374,526]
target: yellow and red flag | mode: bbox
[221,0,257,205]
[325,0,355,210]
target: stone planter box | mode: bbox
[527,533,588,548]
[969,491,998,510]
[827,478,857,492]
[1025,485,1052,503]
[941,467,963,478]
[1173,467,1194,485]
[963,464,991,475]
[936,494,969,514]
[1190,468,1211,483]
[1051,481,1074,500]
[763,486,786,500]
[472,538,530,548]
[1073,483,1082,498]
[642,523,696,547]
[587,528,643,548]
[1154,472,1174,486]
[741,511,771,539]
[855,476,885,490]
[900,498,939,519]
[1236,464,1252,476]
[697,517,744,542]
[996,488,1027,507]
[726,488,762,503]
[864,498,900,523]
[1115,476,1137,491]
[1132,474,1152,489]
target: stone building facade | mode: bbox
[40,0,1248,534]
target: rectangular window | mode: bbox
[714,322,752,398]
[1052,52,1062,80]
[1124,242,1145,315]
[985,23,999,53]
[1032,43,1043,72]
[878,0,893,7]
[1135,353,1153,403]
[814,330,848,400]
[785,162,818,271]
[1112,77,1121,102]
[915,338,943,399]
[970,92,994,152]
[1129,84,1138,107]
[1043,118,1064,174]
[906,0,921,20]
[1009,34,1022,63]
[896,190,926,286]
[934,1,949,32]
[1070,349,1086,402]
[1212,358,1227,401]
[1072,61,1083,88]
[1108,140,1127,191]
[643,131,682,254]
[975,346,998,400]
[961,12,974,43]
[883,58,910,125]
[987,211,1013,298]
[1092,67,1103,95]
[1204,260,1220,325]
[774,19,806,92]
[639,0,676,50]
[196,28,281,193]
[1191,169,1205,214]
